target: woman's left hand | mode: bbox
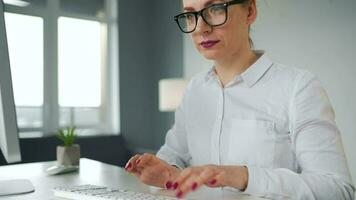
[168,165,248,198]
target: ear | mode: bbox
[246,0,257,25]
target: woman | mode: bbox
[125,0,355,199]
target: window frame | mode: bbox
[4,0,120,137]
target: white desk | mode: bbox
[0,158,265,200]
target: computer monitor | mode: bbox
[0,2,21,164]
[0,0,34,196]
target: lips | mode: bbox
[200,40,220,48]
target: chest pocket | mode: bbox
[227,119,276,168]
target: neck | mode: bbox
[214,48,258,87]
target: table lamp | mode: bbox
[159,78,188,112]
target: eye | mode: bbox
[181,13,195,22]
[208,4,225,14]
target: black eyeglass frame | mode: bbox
[174,0,248,33]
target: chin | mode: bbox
[199,50,221,60]
[196,44,224,60]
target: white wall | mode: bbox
[183,0,356,185]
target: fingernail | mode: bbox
[176,190,183,198]
[191,182,198,191]
[125,162,132,170]
[173,182,179,190]
[165,181,172,189]
[135,159,141,164]
[210,179,217,185]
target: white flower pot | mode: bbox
[56,144,80,166]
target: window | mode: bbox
[58,17,102,128]
[4,13,44,129]
[3,0,119,137]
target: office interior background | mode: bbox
[0,0,355,188]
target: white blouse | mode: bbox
[156,52,355,199]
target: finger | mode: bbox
[176,167,216,198]
[195,167,217,188]
[135,153,155,168]
[174,167,215,198]
[132,166,144,174]
[130,159,148,175]
[171,168,194,191]
[205,171,224,188]
[132,170,142,178]
[125,154,141,172]
[131,154,156,182]
[175,175,199,198]
[139,165,163,185]
[140,159,175,189]
[164,165,182,190]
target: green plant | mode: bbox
[57,127,77,146]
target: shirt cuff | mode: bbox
[242,166,268,197]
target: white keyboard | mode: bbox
[53,184,178,200]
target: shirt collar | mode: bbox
[204,51,273,87]
[205,66,216,82]
[241,52,273,87]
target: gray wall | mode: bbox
[184,0,356,185]
[118,0,183,152]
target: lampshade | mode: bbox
[159,78,188,112]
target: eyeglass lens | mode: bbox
[177,4,227,33]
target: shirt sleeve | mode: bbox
[156,83,192,169]
[243,72,355,199]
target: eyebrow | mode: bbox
[183,0,226,12]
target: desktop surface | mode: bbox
[0,158,265,200]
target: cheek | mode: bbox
[191,34,201,48]
[212,29,232,47]
[224,33,237,46]
[219,23,245,46]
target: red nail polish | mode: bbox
[176,190,183,198]
[191,182,198,191]
[135,159,141,164]
[210,179,217,185]
[125,162,132,170]
[165,181,172,189]
[173,182,179,190]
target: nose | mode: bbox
[195,16,212,34]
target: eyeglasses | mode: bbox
[174,0,247,33]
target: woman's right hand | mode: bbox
[125,153,181,188]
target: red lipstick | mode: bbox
[200,40,220,48]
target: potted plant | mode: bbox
[56,127,80,166]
